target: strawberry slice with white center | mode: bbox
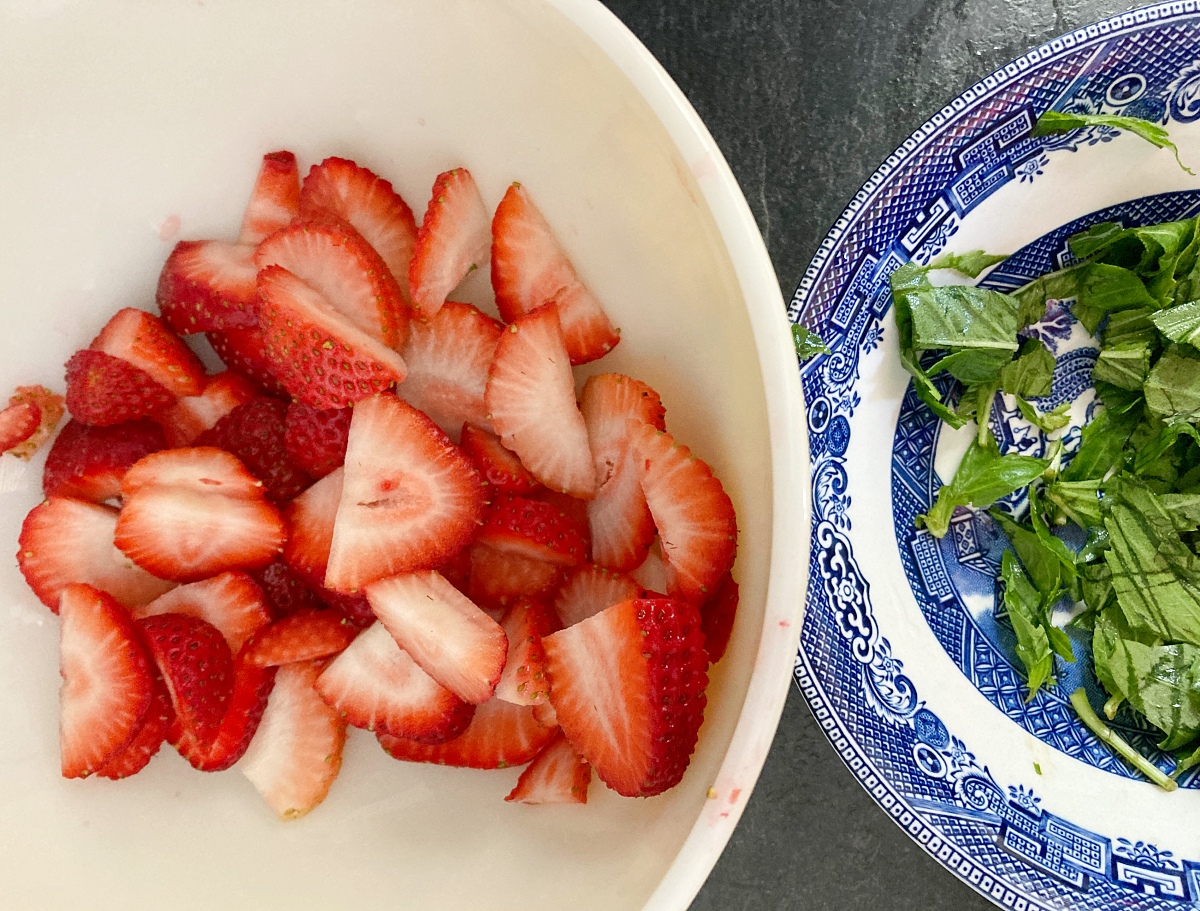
[299,156,419,301]
[256,265,407,410]
[64,349,175,427]
[115,447,286,582]
[700,571,739,664]
[504,732,591,805]
[157,240,260,334]
[283,468,343,587]
[460,422,538,494]
[238,150,300,245]
[158,371,258,448]
[0,399,40,456]
[491,182,619,364]
[632,423,737,603]
[553,563,640,627]
[478,493,589,567]
[243,609,358,667]
[7,384,65,459]
[58,583,155,778]
[91,307,206,399]
[206,327,290,397]
[495,598,557,706]
[315,621,474,742]
[365,571,507,705]
[467,542,561,613]
[542,597,708,797]
[94,666,174,780]
[132,571,272,655]
[378,694,558,769]
[18,497,175,612]
[174,655,277,772]
[240,659,347,820]
[408,168,491,319]
[582,373,666,571]
[485,304,595,499]
[42,418,166,502]
[398,301,501,441]
[256,220,404,348]
[138,613,235,751]
[324,393,483,592]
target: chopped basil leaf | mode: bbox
[1032,110,1194,176]
[792,323,830,360]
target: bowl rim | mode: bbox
[548,1,811,908]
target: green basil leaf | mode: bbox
[1001,551,1055,697]
[1092,340,1152,390]
[907,285,1022,354]
[792,324,830,360]
[1032,109,1194,175]
[1108,639,1200,750]
[1045,478,1103,528]
[918,438,1049,538]
[1016,397,1071,434]
[926,249,1008,278]
[1061,407,1139,482]
[1144,345,1200,420]
[1152,301,1200,347]
[1000,339,1055,397]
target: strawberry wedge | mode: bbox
[157,240,260,334]
[491,182,619,364]
[132,571,273,655]
[485,304,595,499]
[238,150,300,245]
[505,732,591,805]
[543,597,708,797]
[409,168,491,318]
[324,393,483,592]
[365,571,508,705]
[42,419,166,502]
[91,307,206,399]
[243,609,358,667]
[315,621,474,743]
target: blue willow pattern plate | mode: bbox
[791,3,1200,908]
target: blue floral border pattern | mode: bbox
[791,4,1200,909]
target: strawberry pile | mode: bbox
[14,151,739,818]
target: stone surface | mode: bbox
[597,1,1136,908]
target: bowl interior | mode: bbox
[0,1,782,909]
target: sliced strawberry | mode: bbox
[582,373,666,571]
[240,659,347,820]
[460,422,538,494]
[64,349,175,427]
[543,597,707,797]
[283,402,352,479]
[632,424,737,603]
[94,666,174,780]
[316,586,376,628]
[42,419,166,502]
[485,304,595,499]
[324,393,483,592]
[283,468,343,587]
[7,385,65,459]
[299,156,419,301]
[315,621,474,742]
[468,542,561,611]
[398,301,501,441]
[408,168,491,318]
[157,371,259,448]
[504,732,590,805]
[138,612,234,751]
[478,493,588,567]
[491,183,619,364]
[495,599,557,706]
[91,307,206,399]
[256,221,403,348]
[436,544,473,597]
[174,656,277,772]
[0,400,40,456]
[115,448,286,582]
[256,265,407,409]
[251,559,327,618]
[630,545,668,594]
[243,609,357,667]
[58,583,155,778]
[701,571,738,664]
[532,700,558,729]
[157,241,260,334]
[239,150,300,245]
[195,397,312,502]
[553,563,640,627]
[132,571,272,654]
[207,327,290,397]
[365,571,507,705]
[18,497,175,612]
[378,695,557,770]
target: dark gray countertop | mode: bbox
[596,1,1135,908]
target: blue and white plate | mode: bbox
[792,3,1200,908]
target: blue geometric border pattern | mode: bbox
[792,4,1200,909]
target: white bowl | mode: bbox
[0,1,808,908]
